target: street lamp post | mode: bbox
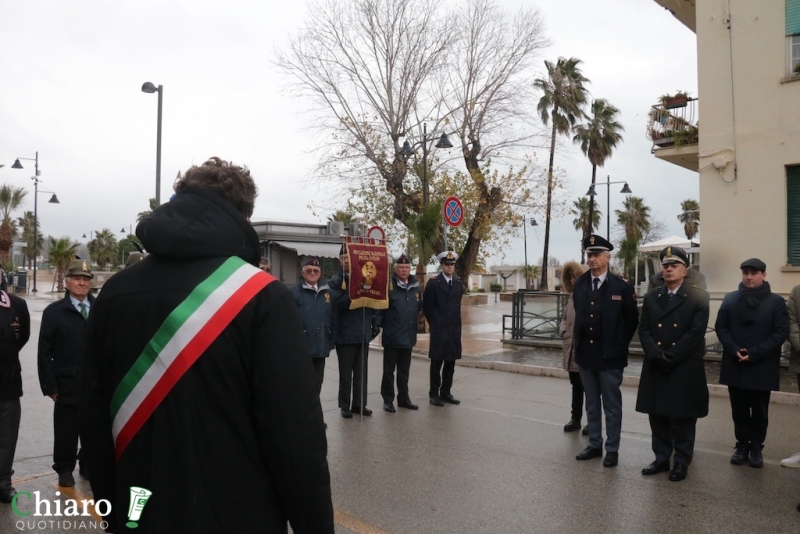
[141,82,163,207]
[398,124,453,275]
[586,176,632,241]
[83,231,94,266]
[519,216,539,289]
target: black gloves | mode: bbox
[655,352,675,374]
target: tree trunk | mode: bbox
[583,163,598,264]
[540,121,558,291]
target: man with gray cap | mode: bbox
[572,235,639,467]
[38,258,94,487]
[636,246,709,481]
[423,251,463,407]
[716,258,789,467]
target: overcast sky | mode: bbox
[0,0,697,267]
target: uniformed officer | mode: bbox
[289,256,336,396]
[636,246,710,481]
[378,254,422,412]
[38,259,95,487]
[423,251,463,407]
[572,235,639,467]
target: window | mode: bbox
[787,166,800,266]
[788,1,800,74]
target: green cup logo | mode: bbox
[126,487,152,529]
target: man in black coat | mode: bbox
[0,290,30,503]
[38,258,95,488]
[636,247,709,482]
[572,235,639,468]
[81,158,333,532]
[378,254,422,413]
[715,257,789,468]
[423,251,463,407]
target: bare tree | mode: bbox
[275,0,549,278]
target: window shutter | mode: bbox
[788,0,800,35]
[788,166,800,266]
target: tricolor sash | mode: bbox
[110,257,273,459]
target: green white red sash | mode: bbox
[111,257,273,459]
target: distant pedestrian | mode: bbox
[715,258,789,468]
[423,251,463,407]
[636,246,709,482]
[329,247,380,418]
[781,283,800,471]
[378,254,422,413]
[38,259,94,488]
[0,289,30,504]
[572,235,639,468]
[290,256,335,396]
[559,260,587,434]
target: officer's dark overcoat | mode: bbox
[422,273,463,361]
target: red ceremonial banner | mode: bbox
[346,241,389,310]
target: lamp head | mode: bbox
[141,82,158,93]
[530,218,538,226]
[399,140,414,157]
[585,185,597,196]
[435,133,453,149]
[48,194,60,204]
[11,159,23,169]
[620,183,632,194]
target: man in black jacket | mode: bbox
[636,247,709,482]
[81,158,333,533]
[0,290,30,503]
[715,258,789,468]
[573,235,639,468]
[378,254,422,412]
[38,259,94,488]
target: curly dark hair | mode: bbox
[174,157,257,218]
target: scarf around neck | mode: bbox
[736,281,771,325]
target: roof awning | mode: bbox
[272,241,342,258]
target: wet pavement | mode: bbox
[4,294,800,533]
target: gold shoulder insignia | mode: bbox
[646,286,661,293]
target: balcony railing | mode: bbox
[646,96,699,151]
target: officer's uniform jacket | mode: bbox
[422,272,463,361]
[289,280,336,358]
[572,270,639,370]
[378,274,422,349]
[0,292,30,401]
[635,281,710,418]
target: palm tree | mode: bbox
[87,228,119,270]
[615,196,652,244]
[521,264,540,290]
[406,203,442,285]
[17,211,42,268]
[137,198,158,223]
[677,199,700,239]
[327,210,355,225]
[0,185,27,262]
[573,99,624,228]
[570,197,602,264]
[48,237,80,291]
[534,57,590,290]
[616,237,639,279]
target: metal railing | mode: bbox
[509,291,569,340]
[646,96,698,151]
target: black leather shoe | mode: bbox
[0,487,15,504]
[730,445,749,465]
[341,408,353,419]
[576,446,603,461]
[429,396,445,407]
[603,451,619,467]
[563,419,581,432]
[352,407,372,416]
[397,401,419,410]
[582,425,588,436]
[669,463,688,481]
[383,403,396,413]
[749,449,764,468]
[58,472,75,487]
[642,459,671,476]
[440,393,460,405]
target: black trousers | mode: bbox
[311,358,326,395]
[0,398,21,489]
[568,371,585,421]
[649,414,697,465]
[728,386,771,450]
[382,347,412,404]
[53,402,80,474]
[336,343,369,409]
[429,359,455,397]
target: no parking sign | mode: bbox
[443,196,464,227]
